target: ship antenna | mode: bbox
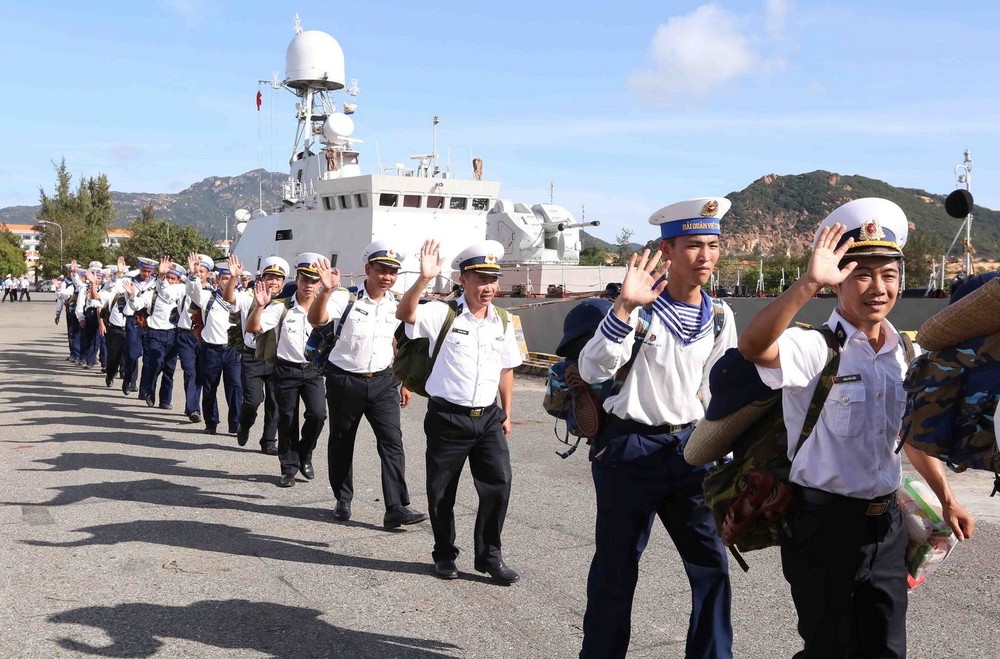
[432,115,440,174]
[293,13,302,35]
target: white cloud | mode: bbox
[628,3,788,107]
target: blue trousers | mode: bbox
[66,313,81,361]
[199,343,243,431]
[97,332,107,369]
[176,329,201,416]
[123,316,144,390]
[580,418,732,659]
[79,308,99,366]
[139,328,178,405]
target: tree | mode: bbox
[120,202,218,266]
[35,159,115,277]
[902,230,944,289]
[579,245,609,266]
[0,225,27,276]
[614,227,635,265]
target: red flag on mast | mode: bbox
[256,91,262,111]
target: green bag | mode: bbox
[254,298,292,366]
[393,301,509,396]
[701,326,840,563]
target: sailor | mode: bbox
[308,240,428,529]
[739,198,976,658]
[75,261,104,369]
[246,252,327,487]
[56,266,82,363]
[126,257,185,409]
[96,260,132,388]
[121,257,158,395]
[576,198,737,659]
[176,254,213,422]
[234,256,288,455]
[187,253,243,436]
[396,239,522,584]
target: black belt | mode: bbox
[177,328,193,333]
[275,358,311,369]
[107,325,126,333]
[327,364,392,379]
[608,414,693,435]
[203,342,229,350]
[430,396,494,418]
[798,486,897,516]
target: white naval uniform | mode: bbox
[578,296,736,426]
[186,280,234,345]
[406,295,523,407]
[258,296,313,363]
[130,279,185,330]
[323,287,398,373]
[756,309,908,499]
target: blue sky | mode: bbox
[1,0,997,243]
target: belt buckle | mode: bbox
[470,408,483,418]
[866,502,887,516]
[362,372,374,378]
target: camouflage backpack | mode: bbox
[899,332,1000,492]
[701,326,840,567]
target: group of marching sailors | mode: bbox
[52,238,524,585]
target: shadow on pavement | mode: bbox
[18,452,258,482]
[26,519,433,575]
[49,598,459,658]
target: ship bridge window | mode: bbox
[379,193,399,207]
[338,194,353,209]
[355,193,369,208]
[449,197,468,210]
[427,195,444,209]
[323,196,335,211]
[403,194,421,208]
[472,197,489,211]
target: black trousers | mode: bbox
[104,325,127,385]
[325,366,409,511]
[424,399,511,566]
[780,490,908,659]
[272,361,327,476]
[238,352,279,446]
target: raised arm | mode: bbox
[739,223,856,368]
[308,256,342,326]
[396,239,443,324]
[245,279,273,334]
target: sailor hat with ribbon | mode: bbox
[362,239,406,270]
[451,240,504,277]
[88,261,103,271]
[167,263,187,278]
[196,254,215,272]
[137,257,158,271]
[260,256,290,278]
[294,252,324,280]
[649,197,731,240]
[813,197,908,261]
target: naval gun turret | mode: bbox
[486,199,600,265]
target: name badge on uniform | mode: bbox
[833,374,862,384]
[451,328,469,335]
[355,308,369,316]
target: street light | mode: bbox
[37,220,63,268]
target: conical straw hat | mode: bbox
[917,278,1000,351]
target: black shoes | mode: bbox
[159,403,172,410]
[383,506,428,530]
[300,462,315,480]
[205,426,217,435]
[105,378,113,388]
[433,560,459,580]
[228,425,240,435]
[333,500,352,521]
[189,412,201,423]
[236,428,249,447]
[260,442,278,455]
[474,560,520,585]
[144,396,155,408]
[278,474,296,488]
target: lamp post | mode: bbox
[37,220,63,268]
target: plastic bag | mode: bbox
[898,477,958,588]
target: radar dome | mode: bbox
[285,30,345,91]
[322,113,355,142]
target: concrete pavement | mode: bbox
[1,299,997,658]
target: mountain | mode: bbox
[0,169,286,241]
[724,171,999,258]
[2,168,996,258]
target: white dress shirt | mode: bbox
[578,298,736,427]
[235,291,258,349]
[406,296,523,407]
[98,288,128,328]
[130,279,185,330]
[756,309,907,499]
[259,296,313,363]
[187,280,234,346]
[324,286,399,373]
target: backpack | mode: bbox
[255,298,293,365]
[544,298,727,458]
[304,287,358,373]
[701,326,841,569]
[898,332,1000,493]
[393,301,510,397]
